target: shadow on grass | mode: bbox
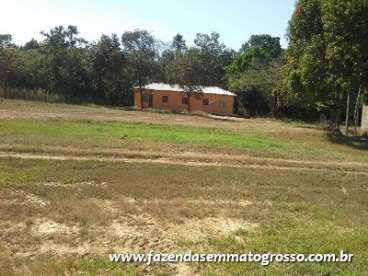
[278,118,327,131]
[327,133,368,151]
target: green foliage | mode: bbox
[0,28,153,105]
[162,32,234,89]
[23,38,40,50]
[240,34,282,59]
[0,27,282,115]
[284,0,368,122]
[172,33,187,53]
[39,26,90,101]
[121,29,157,88]
[91,34,134,104]
[158,32,235,111]
[227,35,284,116]
[0,34,14,48]
[192,32,234,86]
[288,0,323,44]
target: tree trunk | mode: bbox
[332,107,342,135]
[3,83,7,98]
[353,85,362,136]
[139,81,143,109]
[187,94,191,113]
[345,92,350,137]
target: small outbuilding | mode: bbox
[133,83,236,116]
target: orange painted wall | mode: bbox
[134,89,142,109]
[133,88,234,116]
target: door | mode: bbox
[219,98,227,115]
[143,94,153,108]
[148,95,153,107]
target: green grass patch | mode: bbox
[0,119,287,151]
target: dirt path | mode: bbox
[1,144,367,169]
[1,152,368,176]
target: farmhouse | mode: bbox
[133,83,236,116]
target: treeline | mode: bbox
[1,0,368,125]
[0,25,290,116]
[0,28,236,106]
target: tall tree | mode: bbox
[227,35,284,116]
[121,30,157,107]
[322,0,368,134]
[91,34,134,104]
[23,38,40,50]
[0,35,19,95]
[240,34,282,59]
[40,25,90,102]
[175,48,204,112]
[193,32,232,86]
[284,0,368,132]
[0,34,14,48]
[172,34,187,53]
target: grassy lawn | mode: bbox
[0,158,367,275]
[0,119,287,151]
[1,118,367,163]
[0,99,367,275]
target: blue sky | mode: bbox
[2,0,296,49]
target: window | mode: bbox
[202,98,209,106]
[143,95,149,103]
[162,96,169,103]
[182,96,189,105]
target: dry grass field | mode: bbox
[0,99,368,275]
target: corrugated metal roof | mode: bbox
[135,83,236,96]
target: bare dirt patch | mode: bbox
[173,263,197,276]
[171,218,258,242]
[3,143,368,168]
[119,196,253,209]
[0,221,27,235]
[31,219,78,236]
[8,190,50,208]
[1,210,257,259]
[43,180,108,188]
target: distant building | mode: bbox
[362,105,368,135]
[133,83,236,116]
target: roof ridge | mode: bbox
[134,82,236,96]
